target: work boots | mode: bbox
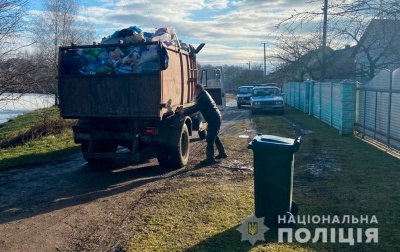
[215,153,228,160]
[200,146,220,165]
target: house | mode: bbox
[304,45,356,81]
[351,19,400,81]
[265,45,356,84]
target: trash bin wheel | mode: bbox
[277,211,296,228]
[290,200,299,216]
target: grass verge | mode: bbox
[0,107,78,169]
[125,111,311,252]
[124,106,400,252]
[252,106,400,251]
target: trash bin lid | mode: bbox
[248,134,301,152]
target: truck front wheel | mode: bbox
[169,124,190,168]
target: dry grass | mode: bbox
[123,106,400,251]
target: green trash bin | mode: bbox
[248,134,301,227]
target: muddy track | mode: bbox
[0,101,250,252]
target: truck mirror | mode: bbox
[214,69,221,80]
[201,69,207,87]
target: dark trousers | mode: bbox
[206,118,226,160]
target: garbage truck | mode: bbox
[58,41,208,168]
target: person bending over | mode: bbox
[180,84,228,165]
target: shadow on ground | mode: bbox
[0,146,80,170]
[184,226,282,252]
[0,153,182,225]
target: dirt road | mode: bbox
[0,100,252,252]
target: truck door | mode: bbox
[200,67,226,111]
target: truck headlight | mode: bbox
[276,101,283,105]
[254,102,261,105]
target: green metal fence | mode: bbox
[284,80,356,135]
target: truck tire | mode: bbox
[156,145,171,167]
[198,129,207,140]
[237,104,242,108]
[169,124,190,168]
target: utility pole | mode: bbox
[261,42,267,77]
[321,0,328,82]
[246,61,251,71]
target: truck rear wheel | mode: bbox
[169,124,190,168]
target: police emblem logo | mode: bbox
[237,215,269,246]
[248,222,258,236]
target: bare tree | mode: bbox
[268,31,334,82]
[332,17,400,80]
[0,0,33,102]
[275,0,400,80]
[278,0,400,29]
[32,0,95,104]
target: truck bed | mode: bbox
[58,42,197,120]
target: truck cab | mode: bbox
[200,67,226,111]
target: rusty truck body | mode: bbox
[58,41,206,168]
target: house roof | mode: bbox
[308,46,355,70]
[351,19,400,57]
[265,45,356,82]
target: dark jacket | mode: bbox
[184,90,221,123]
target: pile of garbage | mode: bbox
[100,26,178,47]
[62,45,160,75]
[61,26,184,76]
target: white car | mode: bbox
[251,86,284,115]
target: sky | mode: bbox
[30,0,322,71]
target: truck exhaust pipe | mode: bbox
[195,43,205,54]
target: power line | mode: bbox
[141,0,157,30]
